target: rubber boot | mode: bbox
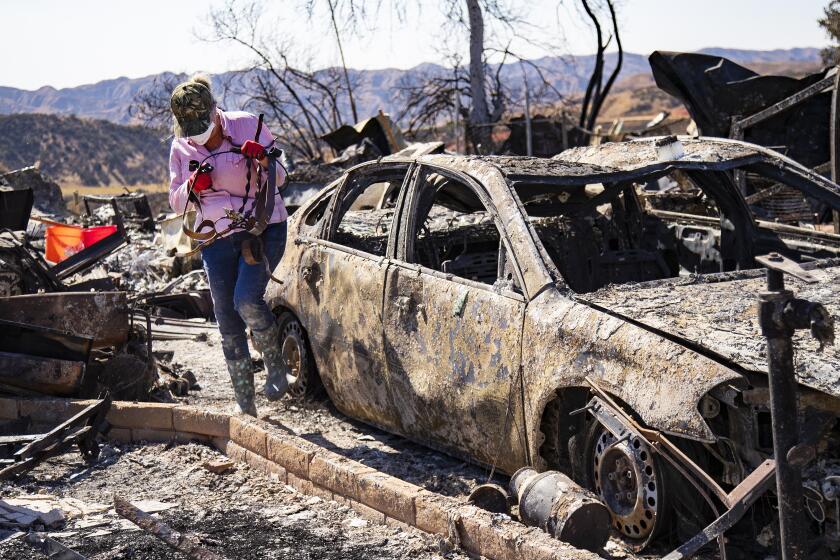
[225,357,257,416]
[251,325,289,401]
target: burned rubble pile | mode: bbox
[650,51,840,229]
[0,166,210,405]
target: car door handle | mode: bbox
[396,296,426,322]
[302,263,320,283]
[396,296,411,316]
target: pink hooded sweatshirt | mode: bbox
[169,109,288,235]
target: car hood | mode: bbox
[579,263,840,398]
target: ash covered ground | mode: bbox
[0,442,468,559]
[157,328,498,499]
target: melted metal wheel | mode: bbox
[593,429,660,546]
[279,320,307,399]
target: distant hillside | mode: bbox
[0,48,823,188]
[0,48,822,125]
[0,114,168,186]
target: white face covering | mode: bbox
[188,120,216,146]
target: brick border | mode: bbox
[1,397,599,560]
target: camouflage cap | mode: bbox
[170,80,215,138]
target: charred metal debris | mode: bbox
[650,51,840,231]
[0,167,209,403]
[0,397,111,481]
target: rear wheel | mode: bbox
[275,311,322,401]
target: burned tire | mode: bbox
[571,415,710,551]
[275,311,322,401]
[543,395,674,551]
[586,421,669,549]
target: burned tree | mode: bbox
[464,0,498,151]
[397,50,510,149]
[300,0,377,124]
[204,1,357,160]
[398,0,624,153]
[398,1,560,153]
[820,1,840,66]
[574,0,622,145]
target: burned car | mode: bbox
[266,136,840,554]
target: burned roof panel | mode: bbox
[649,51,834,169]
[418,154,617,178]
[555,137,762,172]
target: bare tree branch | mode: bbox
[584,0,622,132]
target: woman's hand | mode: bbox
[189,167,213,192]
[241,140,266,159]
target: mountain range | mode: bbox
[0,48,822,126]
[0,47,823,188]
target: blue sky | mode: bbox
[0,0,831,90]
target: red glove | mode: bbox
[241,140,266,159]
[189,168,212,192]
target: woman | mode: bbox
[168,75,288,417]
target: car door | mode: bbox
[297,163,410,430]
[382,164,527,466]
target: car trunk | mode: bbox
[578,261,840,398]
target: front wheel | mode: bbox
[275,311,322,401]
[545,396,713,551]
[588,424,668,548]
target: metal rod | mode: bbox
[766,351,807,556]
[561,110,569,151]
[759,270,807,559]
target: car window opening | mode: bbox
[303,192,331,228]
[332,170,406,257]
[515,165,840,294]
[412,171,519,292]
[515,178,682,293]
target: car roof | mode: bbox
[388,136,764,185]
[373,135,840,211]
[553,136,761,172]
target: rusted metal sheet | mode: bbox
[0,353,84,396]
[0,292,129,348]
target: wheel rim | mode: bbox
[280,322,307,397]
[593,429,660,543]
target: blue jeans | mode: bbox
[201,222,287,360]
